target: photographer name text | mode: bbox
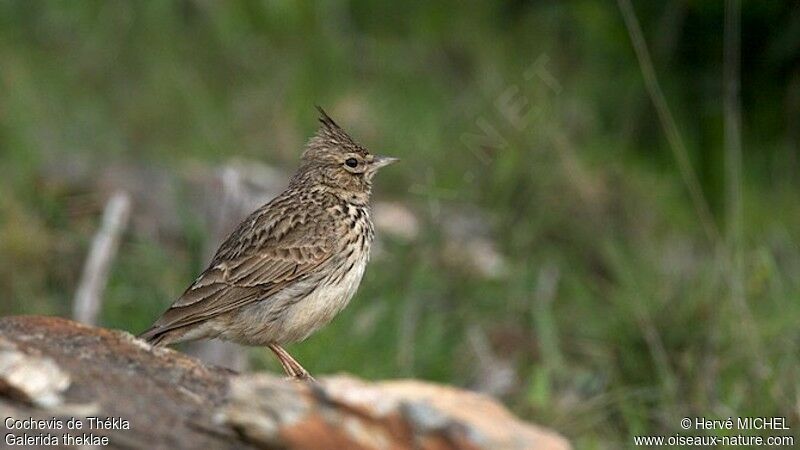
[681,416,790,431]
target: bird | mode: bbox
[139,107,398,380]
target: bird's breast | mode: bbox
[276,244,370,343]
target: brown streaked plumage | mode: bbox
[139,107,398,380]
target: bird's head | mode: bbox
[294,107,398,202]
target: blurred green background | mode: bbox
[1,1,798,448]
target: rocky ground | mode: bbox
[0,316,569,449]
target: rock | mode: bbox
[373,201,420,241]
[0,337,70,408]
[466,326,517,397]
[0,316,570,450]
[440,207,509,280]
[224,375,569,450]
[0,316,235,449]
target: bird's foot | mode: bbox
[283,372,316,383]
[284,364,316,382]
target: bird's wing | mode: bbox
[148,199,336,332]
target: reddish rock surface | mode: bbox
[0,316,570,450]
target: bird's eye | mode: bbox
[345,158,358,168]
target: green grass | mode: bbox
[1,2,798,448]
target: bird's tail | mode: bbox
[137,326,175,347]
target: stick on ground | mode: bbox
[73,191,132,325]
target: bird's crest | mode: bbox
[303,106,368,159]
[316,105,341,131]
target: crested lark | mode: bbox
[139,107,397,380]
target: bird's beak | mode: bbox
[371,155,399,169]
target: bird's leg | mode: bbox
[267,343,315,381]
[267,344,297,376]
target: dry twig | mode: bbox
[73,192,131,325]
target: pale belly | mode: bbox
[219,253,368,345]
[279,255,367,342]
